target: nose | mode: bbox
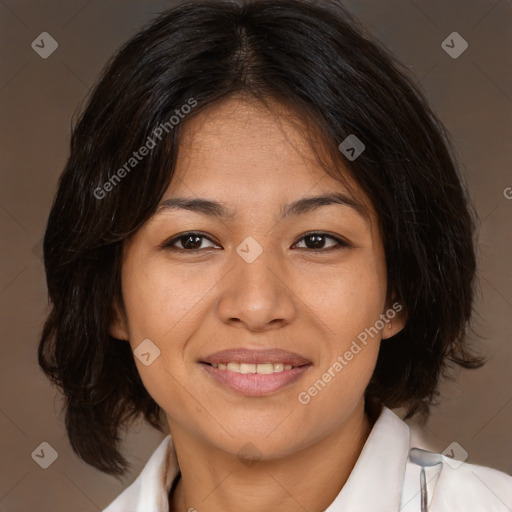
[216,245,297,332]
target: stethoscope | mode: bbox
[408,448,443,512]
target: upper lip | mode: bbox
[200,348,311,366]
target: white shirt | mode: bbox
[104,406,512,511]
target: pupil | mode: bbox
[307,235,324,249]
[183,235,202,249]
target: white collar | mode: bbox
[325,406,410,511]
[104,405,414,512]
[104,433,179,512]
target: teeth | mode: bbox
[227,362,240,372]
[211,362,295,373]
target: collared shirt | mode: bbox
[103,406,512,511]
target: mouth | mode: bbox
[202,361,304,373]
[199,348,312,396]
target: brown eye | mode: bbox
[163,231,348,253]
[164,232,218,251]
[294,232,348,251]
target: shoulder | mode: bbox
[431,457,512,511]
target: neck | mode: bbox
[169,401,375,512]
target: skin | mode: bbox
[110,95,405,512]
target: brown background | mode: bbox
[0,0,511,510]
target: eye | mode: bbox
[293,232,348,251]
[163,232,219,251]
[162,231,349,253]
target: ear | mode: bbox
[380,299,406,340]
[109,299,129,341]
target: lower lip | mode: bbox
[200,363,311,396]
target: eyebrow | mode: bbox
[155,192,368,221]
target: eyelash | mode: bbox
[162,231,349,253]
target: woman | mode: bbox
[38,0,512,510]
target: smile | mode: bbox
[200,361,311,396]
[209,362,296,373]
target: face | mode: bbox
[110,96,404,459]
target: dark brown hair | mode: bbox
[38,0,484,476]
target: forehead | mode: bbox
[170,95,372,215]
[179,95,311,153]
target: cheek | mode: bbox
[119,257,213,417]
[131,359,199,433]
[292,253,385,408]
[120,255,207,340]
[294,253,387,337]
[296,348,379,439]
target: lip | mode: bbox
[200,348,311,366]
[200,362,311,396]
[199,348,312,396]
